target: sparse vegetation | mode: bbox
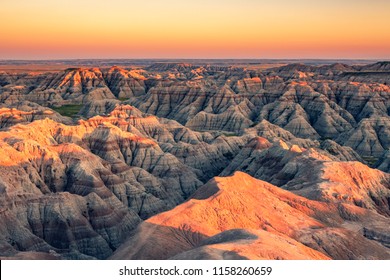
[51,104,83,118]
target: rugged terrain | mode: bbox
[0,61,389,259]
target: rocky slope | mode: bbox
[110,172,390,260]
[0,104,250,259]
[376,150,390,173]
[1,62,389,160]
[220,139,390,216]
[0,101,72,128]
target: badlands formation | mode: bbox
[0,61,389,259]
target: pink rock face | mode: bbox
[110,172,389,260]
[0,61,389,259]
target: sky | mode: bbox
[1,0,389,60]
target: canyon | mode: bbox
[0,60,389,259]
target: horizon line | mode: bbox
[0,58,389,62]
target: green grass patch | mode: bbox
[52,104,83,118]
[118,97,128,101]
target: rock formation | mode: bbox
[110,172,390,260]
[0,61,389,260]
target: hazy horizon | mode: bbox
[1,56,389,62]
[0,58,387,62]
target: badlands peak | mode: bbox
[111,172,390,260]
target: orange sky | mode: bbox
[1,0,389,59]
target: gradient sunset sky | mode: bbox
[1,0,389,59]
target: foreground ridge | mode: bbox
[111,172,390,260]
